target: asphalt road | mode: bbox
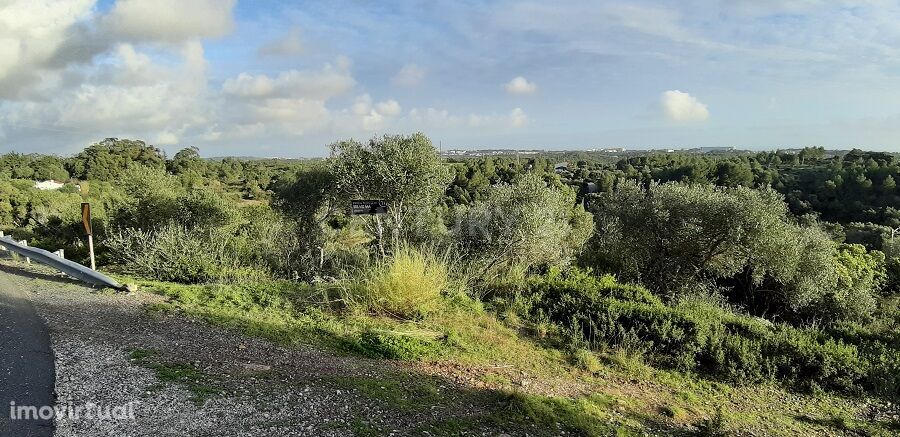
[0,272,55,437]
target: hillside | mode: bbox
[1,261,896,436]
[1,136,899,435]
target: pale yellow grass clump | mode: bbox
[359,247,449,318]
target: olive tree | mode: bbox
[587,181,883,321]
[453,173,594,277]
[328,133,452,252]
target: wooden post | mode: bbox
[87,235,96,270]
[82,202,95,270]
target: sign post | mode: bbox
[82,202,96,270]
[350,200,389,257]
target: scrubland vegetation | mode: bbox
[2,137,899,434]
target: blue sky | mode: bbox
[2,0,900,156]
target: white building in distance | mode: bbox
[34,180,65,190]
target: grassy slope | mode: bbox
[133,278,898,436]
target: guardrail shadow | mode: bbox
[0,261,85,287]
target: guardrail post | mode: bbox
[19,240,30,264]
[0,231,5,252]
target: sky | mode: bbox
[3,0,900,157]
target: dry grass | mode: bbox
[351,246,449,318]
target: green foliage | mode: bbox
[713,161,753,187]
[343,246,449,318]
[7,139,900,416]
[494,270,898,398]
[453,173,594,277]
[356,329,441,360]
[572,348,602,374]
[109,166,183,230]
[587,181,811,293]
[587,181,883,322]
[0,153,68,181]
[329,133,452,245]
[271,165,338,277]
[812,244,885,321]
[168,146,206,176]
[128,348,222,404]
[697,406,729,436]
[177,188,241,231]
[274,164,337,220]
[106,225,268,284]
[0,152,35,179]
[68,138,166,181]
[500,391,630,436]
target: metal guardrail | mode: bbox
[0,236,123,290]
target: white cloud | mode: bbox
[351,94,374,116]
[392,63,425,87]
[0,0,384,153]
[222,74,275,98]
[17,41,213,149]
[0,0,95,97]
[509,107,528,127]
[376,100,402,117]
[103,0,236,42]
[349,94,402,131]
[407,107,527,129]
[222,62,355,100]
[216,62,359,139]
[505,76,537,95]
[155,131,179,145]
[258,27,304,57]
[251,98,329,126]
[408,107,459,126]
[661,90,710,122]
[361,110,384,132]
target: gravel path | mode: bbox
[0,262,501,436]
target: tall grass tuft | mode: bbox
[347,246,449,319]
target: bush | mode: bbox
[494,269,892,397]
[177,188,241,231]
[807,244,885,322]
[452,174,593,278]
[586,181,886,323]
[572,348,601,374]
[345,247,449,319]
[106,225,268,284]
[356,329,441,360]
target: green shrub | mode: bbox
[452,173,593,277]
[346,247,449,318]
[106,225,269,284]
[824,319,900,397]
[500,392,618,436]
[697,406,728,437]
[356,329,441,360]
[495,269,890,397]
[572,348,601,374]
[585,182,886,323]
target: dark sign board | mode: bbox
[351,200,389,215]
[81,202,93,235]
